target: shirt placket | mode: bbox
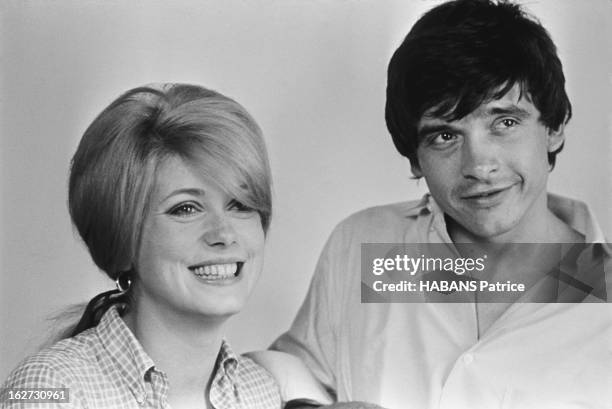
[209,359,239,409]
[423,205,497,408]
[146,370,170,409]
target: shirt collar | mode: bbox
[95,307,245,404]
[217,339,240,380]
[405,192,606,243]
[95,305,155,403]
[546,192,606,242]
[403,194,433,218]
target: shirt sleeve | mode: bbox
[271,224,346,400]
[1,358,83,409]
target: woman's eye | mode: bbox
[168,203,201,217]
[228,199,255,213]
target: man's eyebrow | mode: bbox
[486,105,531,118]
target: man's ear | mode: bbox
[546,123,566,152]
[410,162,423,178]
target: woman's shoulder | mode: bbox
[2,328,102,389]
[233,354,282,407]
[242,350,333,405]
[237,353,278,383]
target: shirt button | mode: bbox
[463,353,474,365]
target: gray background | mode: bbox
[1,0,611,380]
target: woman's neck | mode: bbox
[122,297,227,408]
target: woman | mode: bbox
[1,83,281,408]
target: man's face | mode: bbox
[414,85,565,242]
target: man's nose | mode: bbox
[202,212,238,247]
[460,134,499,180]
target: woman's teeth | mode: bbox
[192,263,238,279]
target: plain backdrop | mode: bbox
[1,0,611,380]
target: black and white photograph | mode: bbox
[1,1,611,408]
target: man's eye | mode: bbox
[438,132,455,141]
[428,131,457,146]
[168,203,200,217]
[228,199,255,213]
[496,118,519,129]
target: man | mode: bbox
[272,0,611,408]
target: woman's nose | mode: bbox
[202,213,237,247]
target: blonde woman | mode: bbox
[2,84,281,408]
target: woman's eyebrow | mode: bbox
[160,188,205,203]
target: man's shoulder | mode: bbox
[340,199,423,227]
[329,199,425,243]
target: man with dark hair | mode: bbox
[386,0,571,172]
[270,0,611,408]
[384,0,576,249]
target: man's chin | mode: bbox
[450,215,519,242]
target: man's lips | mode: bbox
[461,185,514,199]
[458,182,518,208]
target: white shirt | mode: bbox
[273,193,612,409]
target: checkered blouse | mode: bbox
[1,306,281,408]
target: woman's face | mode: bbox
[132,156,265,321]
